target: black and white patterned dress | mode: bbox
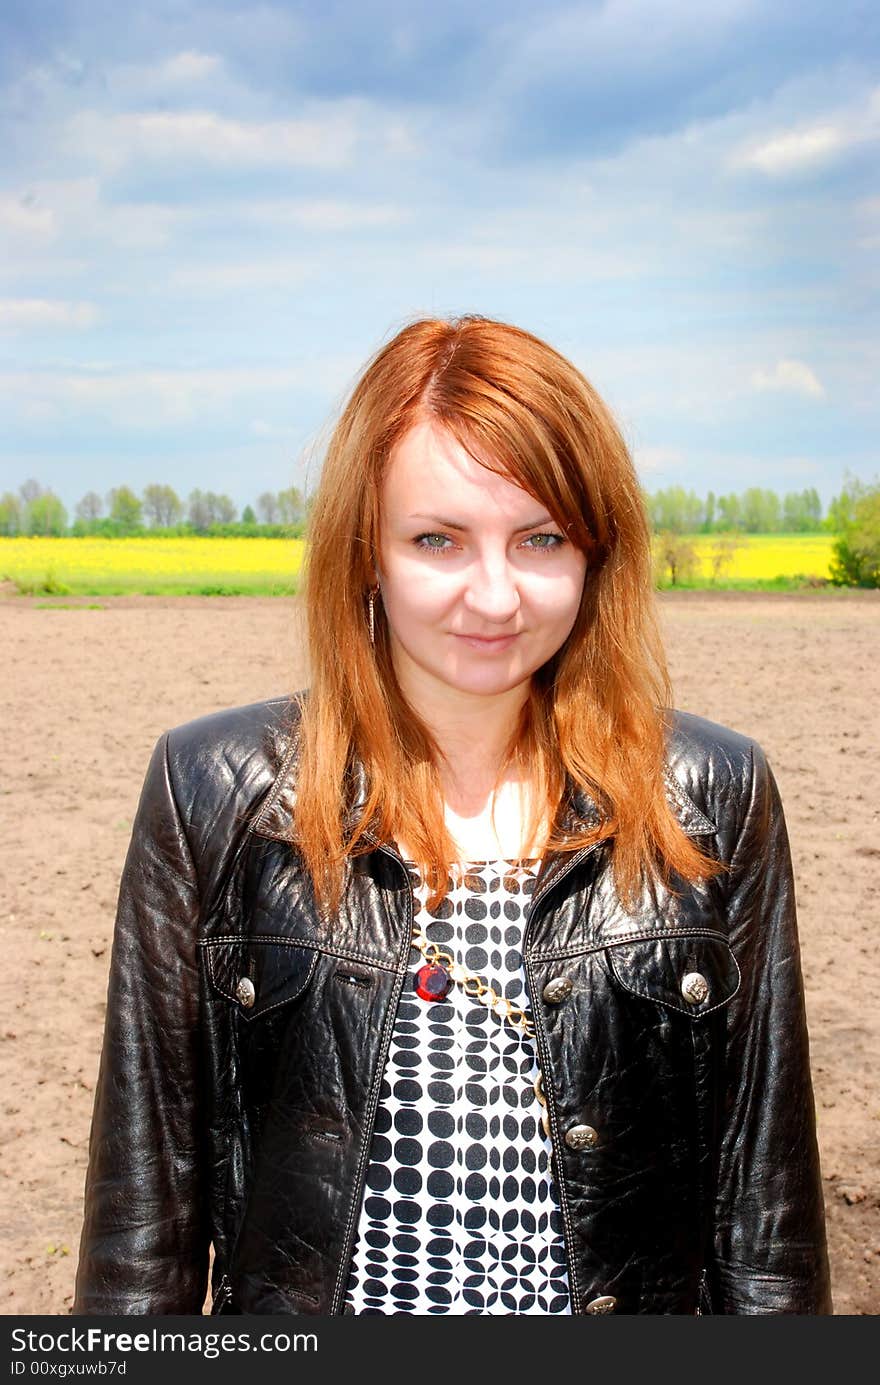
[343,858,572,1315]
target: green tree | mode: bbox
[242,504,257,525]
[188,491,237,529]
[654,531,699,586]
[0,492,23,534]
[645,487,703,534]
[829,477,880,587]
[782,488,823,532]
[75,491,103,526]
[19,478,43,505]
[26,491,68,535]
[716,493,743,530]
[142,484,183,528]
[277,485,305,526]
[187,489,212,532]
[107,485,143,533]
[741,487,781,533]
[257,491,280,525]
[704,491,716,532]
[804,487,822,529]
[213,493,237,525]
[707,533,743,582]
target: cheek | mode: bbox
[527,569,586,628]
[381,563,453,628]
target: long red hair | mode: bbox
[294,315,722,913]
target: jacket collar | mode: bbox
[252,731,717,846]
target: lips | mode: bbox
[454,632,520,651]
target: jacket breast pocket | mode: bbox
[201,937,319,1021]
[606,932,741,1020]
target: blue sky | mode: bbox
[1,0,877,516]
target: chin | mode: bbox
[438,663,531,698]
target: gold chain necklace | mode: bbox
[409,865,551,1138]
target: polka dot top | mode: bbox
[343,858,572,1315]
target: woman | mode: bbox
[73,315,831,1315]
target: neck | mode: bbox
[394,665,529,790]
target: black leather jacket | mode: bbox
[73,695,831,1316]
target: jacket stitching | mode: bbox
[528,926,731,962]
[330,979,409,1312]
[247,701,304,838]
[523,951,583,1312]
[662,767,717,835]
[334,968,372,988]
[330,871,414,1314]
[608,947,742,1018]
[204,945,319,1016]
[198,935,400,974]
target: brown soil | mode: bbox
[1,590,877,1315]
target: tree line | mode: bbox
[0,481,309,537]
[0,478,834,538]
[646,486,824,534]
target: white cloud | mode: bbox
[568,337,839,426]
[424,242,530,272]
[171,257,316,292]
[0,299,98,329]
[244,199,409,231]
[0,179,186,255]
[751,359,826,399]
[423,238,643,279]
[107,51,225,101]
[382,121,422,158]
[507,0,751,81]
[3,367,302,422]
[0,195,56,239]
[736,124,847,175]
[66,107,362,171]
[0,359,364,427]
[733,86,880,176]
[155,51,223,83]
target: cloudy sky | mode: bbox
[1,0,877,516]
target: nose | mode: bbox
[462,554,521,624]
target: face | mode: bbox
[377,419,588,707]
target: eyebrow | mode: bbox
[408,513,557,534]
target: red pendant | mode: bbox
[415,962,452,1001]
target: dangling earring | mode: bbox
[367,585,379,645]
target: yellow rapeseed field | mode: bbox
[685,533,834,583]
[1,532,834,595]
[0,536,305,595]
[649,532,835,585]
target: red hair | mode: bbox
[294,315,722,914]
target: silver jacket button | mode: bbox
[542,976,573,1004]
[235,977,256,1008]
[585,1294,617,1314]
[564,1123,599,1150]
[681,972,709,1005]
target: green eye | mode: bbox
[525,533,564,550]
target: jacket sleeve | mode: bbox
[73,731,210,1314]
[706,739,831,1313]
